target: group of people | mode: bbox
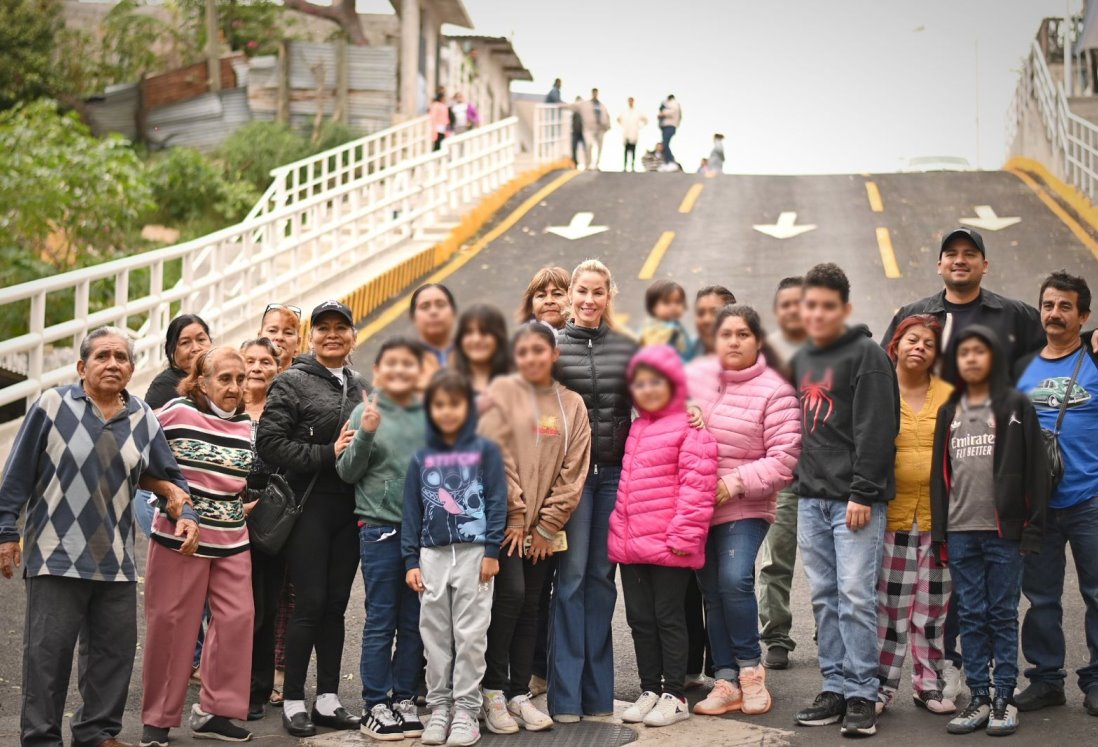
[429,88,480,151]
[546,80,684,172]
[2,226,1098,747]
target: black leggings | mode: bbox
[282,490,360,701]
[483,550,553,699]
[250,549,285,707]
[621,564,691,698]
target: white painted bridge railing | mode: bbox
[1011,39,1098,201]
[0,115,535,411]
[533,104,574,163]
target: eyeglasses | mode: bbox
[264,303,302,319]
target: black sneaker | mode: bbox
[947,692,992,734]
[140,725,170,747]
[247,703,265,721]
[763,646,790,670]
[191,715,252,742]
[841,697,877,737]
[393,698,425,737]
[360,703,405,741]
[795,691,846,726]
[1013,680,1066,712]
[1085,687,1098,716]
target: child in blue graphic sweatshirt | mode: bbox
[402,369,507,747]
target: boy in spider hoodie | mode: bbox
[790,264,900,738]
[402,370,507,747]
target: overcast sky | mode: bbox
[366,0,1079,174]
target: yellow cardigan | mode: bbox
[888,376,954,532]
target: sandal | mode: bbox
[269,671,284,705]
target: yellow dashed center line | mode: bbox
[638,231,676,280]
[678,184,704,214]
[876,227,902,278]
[865,181,884,213]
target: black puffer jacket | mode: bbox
[256,354,369,496]
[555,321,638,468]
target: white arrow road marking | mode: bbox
[546,212,609,240]
[752,211,817,239]
[959,205,1021,231]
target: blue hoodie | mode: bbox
[401,393,508,571]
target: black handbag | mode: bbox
[1040,348,1085,489]
[247,378,349,555]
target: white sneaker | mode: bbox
[446,709,481,746]
[481,689,518,734]
[622,691,660,723]
[942,662,966,701]
[643,693,690,727]
[507,694,552,731]
[684,673,715,690]
[421,708,450,746]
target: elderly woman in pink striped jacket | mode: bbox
[686,305,802,719]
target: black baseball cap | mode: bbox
[939,227,986,258]
[310,300,354,326]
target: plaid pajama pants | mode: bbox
[876,525,951,701]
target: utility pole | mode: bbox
[206,0,222,93]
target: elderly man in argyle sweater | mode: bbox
[0,327,197,747]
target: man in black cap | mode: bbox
[881,227,1045,385]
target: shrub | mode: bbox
[217,121,312,192]
[148,147,259,224]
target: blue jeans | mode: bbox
[697,518,769,681]
[797,498,886,700]
[660,125,676,163]
[1022,495,1098,694]
[947,531,1024,694]
[359,524,422,708]
[548,466,619,716]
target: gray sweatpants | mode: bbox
[22,576,137,747]
[419,544,494,712]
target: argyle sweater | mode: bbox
[151,397,253,558]
[0,384,191,582]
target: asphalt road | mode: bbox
[2,168,1097,746]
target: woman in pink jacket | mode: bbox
[687,305,801,718]
[609,344,718,729]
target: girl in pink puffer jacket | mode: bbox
[609,344,717,729]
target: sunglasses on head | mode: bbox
[264,303,302,318]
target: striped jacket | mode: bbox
[152,397,253,557]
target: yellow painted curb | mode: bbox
[1005,156,1098,260]
[351,160,579,345]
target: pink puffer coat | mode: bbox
[686,354,801,525]
[608,345,718,570]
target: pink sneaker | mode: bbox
[692,679,743,715]
[739,666,772,715]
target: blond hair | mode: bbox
[570,259,619,330]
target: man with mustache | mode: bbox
[1014,271,1098,718]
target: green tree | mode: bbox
[0,100,153,268]
[0,0,63,110]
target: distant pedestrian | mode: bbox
[450,92,479,135]
[642,143,664,172]
[658,95,682,164]
[618,97,648,172]
[545,78,562,104]
[696,158,709,175]
[429,93,451,151]
[570,97,586,167]
[567,90,611,170]
[706,133,725,175]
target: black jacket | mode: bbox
[256,354,369,497]
[930,325,1049,553]
[791,325,899,505]
[881,288,1043,385]
[554,321,638,468]
[144,367,186,410]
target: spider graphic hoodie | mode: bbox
[791,324,900,505]
[401,395,507,570]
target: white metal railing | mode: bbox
[533,104,573,163]
[246,116,432,221]
[0,116,525,410]
[1012,39,1098,201]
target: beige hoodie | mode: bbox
[478,373,592,535]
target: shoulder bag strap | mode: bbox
[1054,348,1087,435]
[297,376,350,510]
